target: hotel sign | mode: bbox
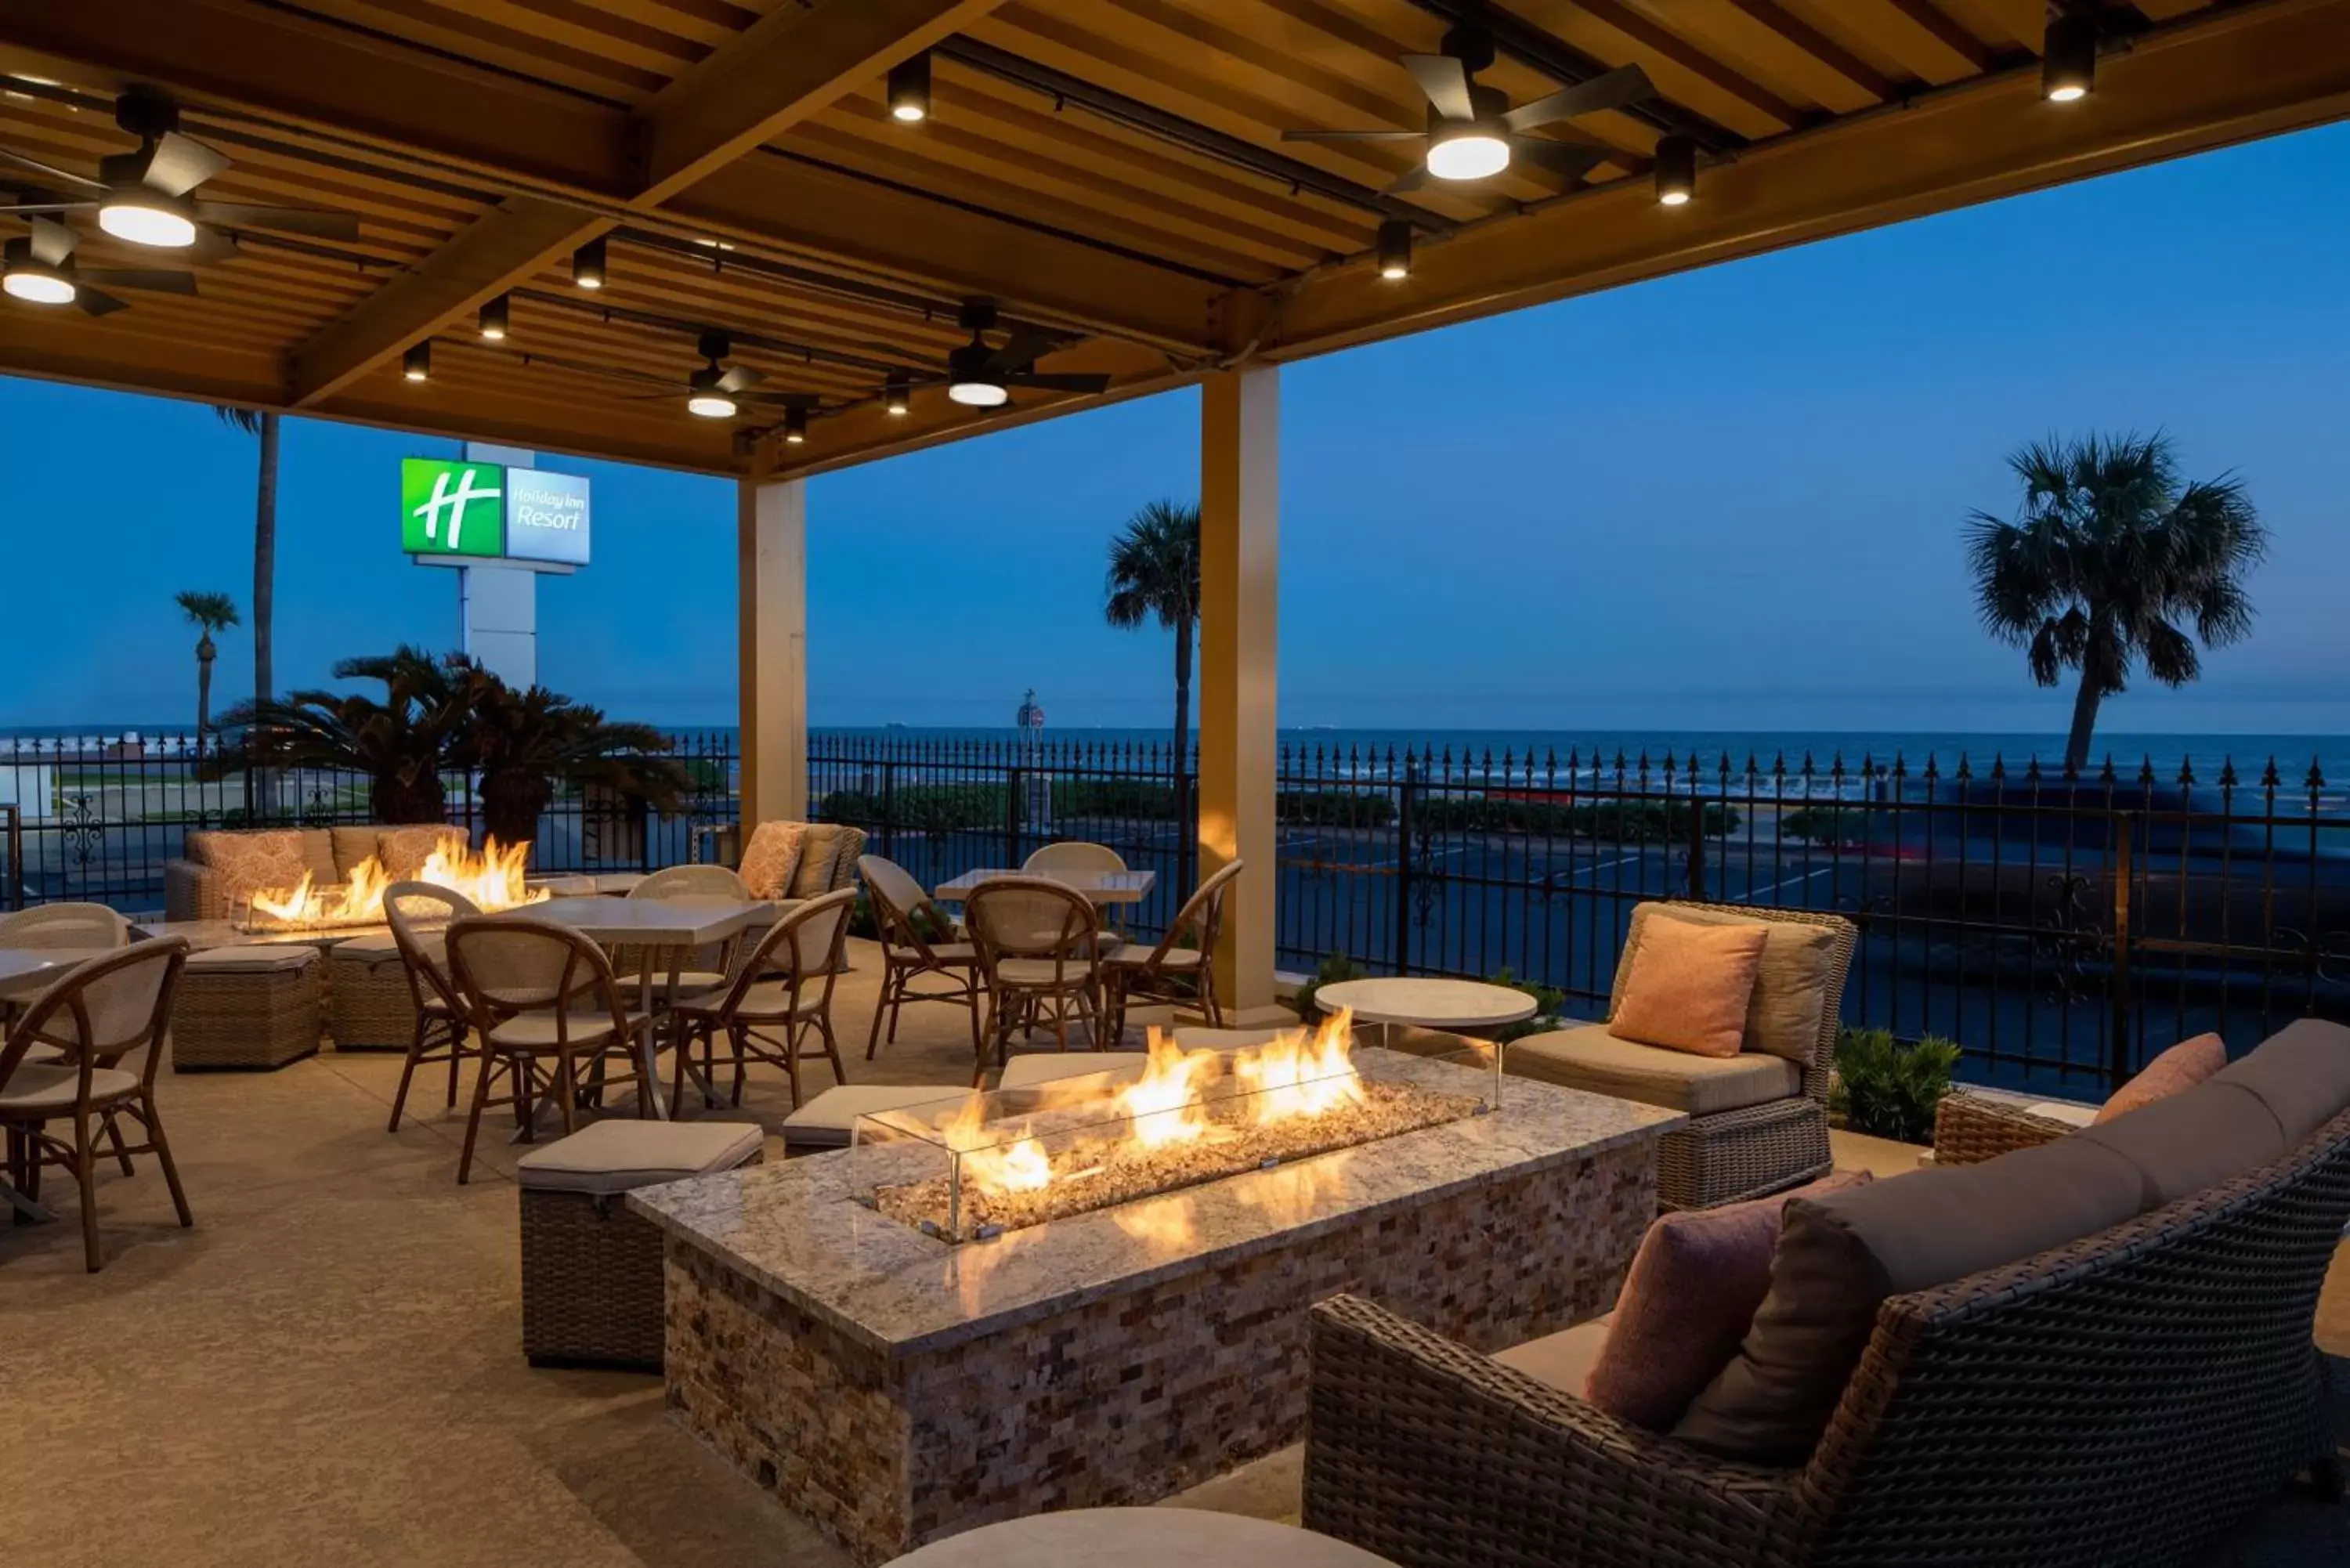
[401,457,591,566]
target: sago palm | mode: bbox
[174,589,240,758]
[217,645,466,823]
[445,659,688,850]
[1104,499,1202,836]
[1964,432,2265,771]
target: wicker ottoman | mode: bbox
[778,1082,967,1154]
[325,932,418,1052]
[515,1118,764,1370]
[172,944,323,1071]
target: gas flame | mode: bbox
[244,834,548,930]
[1231,1008,1365,1123]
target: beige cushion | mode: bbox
[889,940,978,966]
[780,1083,970,1148]
[2212,1017,2350,1146]
[1172,1027,1291,1050]
[1508,1024,1802,1115]
[326,825,378,879]
[995,957,1097,986]
[999,1052,1148,1090]
[487,1007,644,1050]
[187,829,309,903]
[184,943,317,973]
[1674,1136,2147,1465]
[0,1063,141,1111]
[2076,1081,2287,1211]
[1610,917,1766,1057]
[787,824,848,900]
[515,1118,762,1195]
[1491,1316,1612,1395]
[2021,1100,2100,1129]
[1621,905,1844,1064]
[739,821,807,901]
[1105,945,1204,971]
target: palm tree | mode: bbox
[175,590,240,759]
[217,645,466,823]
[1104,499,1202,846]
[443,659,688,848]
[213,406,281,710]
[1965,432,2265,772]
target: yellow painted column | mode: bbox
[737,468,808,827]
[1197,367,1279,1014]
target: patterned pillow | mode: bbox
[193,829,309,905]
[1609,919,1769,1058]
[738,821,806,900]
[378,827,460,881]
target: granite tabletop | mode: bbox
[628,1050,1682,1359]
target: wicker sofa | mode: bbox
[165,826,410,924]
[1303,1017,2350,1568]
[1504,901,1856,1210]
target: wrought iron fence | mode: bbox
[0,731,740,913]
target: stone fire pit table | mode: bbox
[629,1050,1680,1565]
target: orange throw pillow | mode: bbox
[2094,1032,2226,1124]
[1609,919,1769,1057]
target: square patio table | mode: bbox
[0,945,125,1225]
[931,868,1156,905]
[498,895,775,1119]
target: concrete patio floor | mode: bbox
[4,935,2344,1567]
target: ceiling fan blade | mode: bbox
[1500,65,1656,134]
[985,327,1059,374]
[76,287,129,317]
[183,225,242,263]
[1279,129,1428,143]
[1382,164,1433,196]
[714,364,763,394]
[0,201,89,216]
[194,201,360,240]
[26,214,76,266]
[140,131,231,198]
[1507,137,1608,184]
[1007,372,1111,394]
[0,146,105,192]
[1401,54,1476,121]
[741,390,818,409]
[80,266,197,294]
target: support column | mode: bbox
[1198,367,1280,1017]
[738,469,808,828]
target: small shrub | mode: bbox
[1292,952,1366,1021]
[1277,789,1396,827]
[1829,1027,1961,1143]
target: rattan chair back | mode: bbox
[0,901,128,952]
[707,888,855,1018]
[1021,841,1128,875]
[965,876,1097,984]
[859,855,948,959]
[1135,858,1242,972]
[444,916,630,1048]
[385,882,475,1011]
[629,864,750,901]
[0,938,187,1089]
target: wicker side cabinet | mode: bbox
[325,932,418,1052]
[515,1119,765,1370]
[172,945,324,1070]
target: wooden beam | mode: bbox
[637,0,1005,203]
[1249,0,2350,359]
[290,197,604,406]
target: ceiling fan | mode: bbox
[1,213,197,315]
[630,332,819,423]
[0,88,361,256]
[1280,27,1654,193]
[940,300,1108,408]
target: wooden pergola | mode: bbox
[4,0,2347,1011]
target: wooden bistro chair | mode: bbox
[670,887,855,1111]
[442,916,656,1185]
[623,862,752,999]
[964,876,1106,1078]
[859,854,983,1064]
[0,938,193,1271]
[382,882,480,1133]
[1101,859,1243,1045]
[0,901,129,1028]
[1022,840,1130,944]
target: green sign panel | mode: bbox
[401,457,507,558]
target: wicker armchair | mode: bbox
[1304,1104,2350,1568]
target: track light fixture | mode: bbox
[1654,135,1697,206]
[2042,13,2095,103]
[884,373,911,416]
[783,405,809,444]
[888,52,931,123]
[479,292,509,340]
[573,237,606,290]
[1376,220,1412,280]
[403,341,430,381]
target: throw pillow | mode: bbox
[1584,1169,1872,1432]
[788,825,846,899]
[1608,919,1769,1058]
[378,827,459,882]
[2092,1032,2225,1125]
[738,821,806,900]
[1627,905,1843,1065]
[193,829,309,905]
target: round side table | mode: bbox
[1311,976,1537,1034]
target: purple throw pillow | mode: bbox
[1584,1169,1872,1432]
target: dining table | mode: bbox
[931,867,1157,906]
[501,895,776,1119]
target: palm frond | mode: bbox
[212,405,264,436]
[175,590,240,632]
[1103,498,1201,634]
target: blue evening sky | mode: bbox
[1,122,2343,738]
